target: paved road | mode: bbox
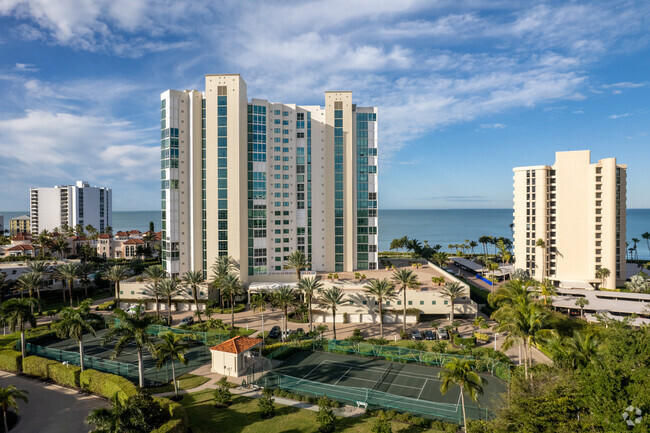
[0,372,108,433]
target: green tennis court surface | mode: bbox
[260,350,507,421]
[27,328,211,386]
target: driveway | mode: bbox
[0,372,109,433]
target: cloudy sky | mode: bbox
[1,0,649,211]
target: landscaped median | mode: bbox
[0,332,190,433]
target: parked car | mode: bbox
[282,329,294,339]
[125,306,139,315]
[411,329,422,340]
[424,330,436,340]
[436,328,449,340]
[179,316,194,326]
[268,326,281,339]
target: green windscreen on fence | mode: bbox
[256,371,489,423]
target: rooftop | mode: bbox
[210,335,263,354]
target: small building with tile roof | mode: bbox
[209,335,263,377]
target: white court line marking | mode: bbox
[417,379,428,399]
[299,360,326,383]
[321,360,442,382]
[334,367,352,385]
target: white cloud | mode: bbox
[480,123,507,129]
[609,113,632,119]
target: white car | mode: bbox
[126,306,139,315]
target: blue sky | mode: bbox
[0,1,649,211]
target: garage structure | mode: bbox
[210,335,264,377]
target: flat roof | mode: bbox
[450,257,484,272]
[552,288,650,315]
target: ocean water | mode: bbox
[2,209,649,259]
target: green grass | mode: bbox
[146,374,211,394]
[180,389,454,433]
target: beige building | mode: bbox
[9,215,30,236]
[513,150,626,288]
[161,74,378,283]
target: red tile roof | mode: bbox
[7,245,34,251]
[98,234,112,239]
[128,230,141,234]
[69,236,87,241]
[123,238,145,245]
[155,231,162,241]
[115,231,129,236]
[210,336,263,354]
[11,233,31,241]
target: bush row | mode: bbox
[80,369,139,404]
[368,409,457,432]
[453,334,477,348]
[23,355,81,388]
[0,351,22,372]
[268,388,341,407]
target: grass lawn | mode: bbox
[180,389,456,433]
[146,374,210,394]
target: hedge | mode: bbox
[153,397,189,433]
[453,334,477,348]
[80,369,138,404]
[23,356,59,378]
[0,350,22,372]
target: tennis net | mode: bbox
[373,362,393,390]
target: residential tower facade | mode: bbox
[513,150,626,288]
[30,181,112,234]
[160,75,378,283]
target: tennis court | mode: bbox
[259,350,507,421]
[26,328,211,386]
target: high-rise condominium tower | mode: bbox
[30,181,112,234]
[160,74,378,282]
[513,150,626,288]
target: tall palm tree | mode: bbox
[36,230,52,258]
[77,262,95,297]
[595,267,610,289]
[535,238,546,280]
[574,297,589,318]
[438,358,484,433]
[563,330,599,369]
[218,273,245,328]
[298,277,323,332]
[53,236,70,259]
[432,252,449,269]
[363,278,398,338]
[210,256,239,308]
[26,261,49,310]
[54,262,80,306]
[536,279,557,306]
[488,278,533,309]
[284,250,310,282]
[103,306,158,387]
[0,274,6,307]
[440,282,464,324]
[318,287,346,340]
[143,265,166,318]
[272,286,297,340]
[106,265,129,304]
[155,331,188,398]
[642,232,650,254]
[1,298,39,358]
[0,385,29,433]
[631,237,640,260]
[55,299,97,371]
[16,272,42,305]
[158,279,182,326]
[183,270,204,322]
[392,269,419,332]
[250,292,269,341]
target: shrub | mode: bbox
[384,410,397,420]
[0,350,22,372]
[342,312,349,324]
[23,355,58,378]
[213,377,232,407]
[453,334,477,348]
[49,362,81,388]
[474,332,490,342]
[371,413,392,433]
[153,397,189,433]
[316,396,335,433]
[96,300,115,311]
[399,330,409,340]
[411,416,431,428]
[394,412,412,422]
[258,388,275,419]
[80,369,138,404]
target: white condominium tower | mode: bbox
[30,181,112,234]
[513,150,626,288]
[160,74,378,282]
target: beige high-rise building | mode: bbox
[513,150,626,288]
[160,75,378,283]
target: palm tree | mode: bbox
[183,270,205,322]
[440,282,464,324]
[536,279,557,306]
[272,286,297,341]
[16,271,42,306]
[158,279,182,326]
[392,269,419,332]
[563,330,599,369]
[574,297,589,318]
[595,267,610,289]
[0,385,29,433]
[250,292,269,341]
[155,331,188,398]
[298,277,323,332]
[103,306,158,387]
[26,261,49,310]
[632,237,640,260]
[0,274,6,307]
[106,265,129,304]
[85,394,127,432]
[219,273,245,328]
[284,250,309,282]
[642,232,650,254]
[438,358,485,433]
[53,236,70,259]
[211,256,239,308]
[143,265,166,318]
[363,279,398,338]
[54,299,97,371]
[432,252,449,269]
[318,287,346,340]
[1,298,39,358]
[54,262,80,306]
[535,239,546,280]
[36,230,52,258]
[77,262,94,297]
